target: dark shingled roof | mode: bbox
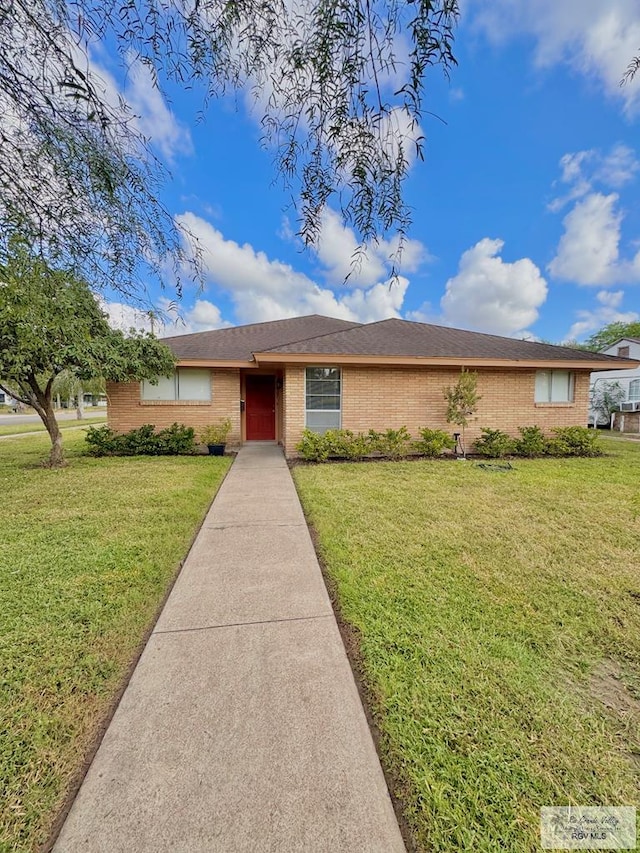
[161,314,636,366]
[161,314,361,361]
[260,317,629,363]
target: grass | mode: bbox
[0,416,107,437]
[0,434,231,852]
[293,437,640,852]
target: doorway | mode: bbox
[245,374,276,440]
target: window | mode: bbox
[535,370,574,403]
[617,345,630,358]
[141,369,211,401]
[305,367,341,433]
[629,379,640,402]
[176,368,211,400]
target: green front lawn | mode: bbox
[293,438,640,852]
[0,416,107,437]
[0,435,231,851]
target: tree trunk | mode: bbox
[47,418,65,465]
[76,384,84,420]
[41,396,65,466]
[25,376,66,467]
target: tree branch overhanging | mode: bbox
[1,0,459,293]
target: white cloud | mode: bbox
[340,278,409,323]
[547,151,595,212]
[596,289,625,308]
[162,299,231,335]
[566,290,639,340]
[123,63,193,161]
[548,144,639,211]
[377,107,424,171]
[313,207,427,287]
[440,238,548,335]
[597,143,640,187]
[177,212,409,323]
[472,0,640,112]
[102,300,155,333]
[406,301,436,324]
[548,193,624,285]
[102,297,229,335]
[548,146,640,286]
[84,45,192,162]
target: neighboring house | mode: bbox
[106,315,638,456]
[590,338,640,432]
[0,387,20,410]
[82,392,108,407]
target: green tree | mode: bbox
[52,371,106,418]
[591,381,625,426]
[444,369,480,458]
[1,0,459,291]
[584,322,640,352]
[0,240,176,466]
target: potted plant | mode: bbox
[200,418,232,455]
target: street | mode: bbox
[0,410,106,426]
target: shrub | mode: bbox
[513,425,547,458]
[159,423,198,455]
[85,425,115,455]
[86,423,196,456]
[297,428,377,462]
[200,418,232,446]
[547,426,603,457]
[376,426,412,459]
[297,427,414,461]
[296,422,605,463]
[366,429,382,451]
[296,429,331,462]
[329,430,372,460]
[474,427,514,458]
[414,428,456,458]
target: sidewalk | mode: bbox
[53,444,405,852]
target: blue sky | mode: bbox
[99,0,640,344]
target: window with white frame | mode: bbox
[141,368,211,401]
[305,367,341,433]
[629,379,640,401]
[535,370,574,403]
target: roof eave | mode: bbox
[175,358,256,368]
[252,352,640,370]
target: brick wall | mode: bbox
[282,366,306,453]
[106,368,242,446]
[282,365,591,456]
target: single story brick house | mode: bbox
[106,315,638,456]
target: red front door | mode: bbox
[245,375,276,440]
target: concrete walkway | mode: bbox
[53,444,405,853]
